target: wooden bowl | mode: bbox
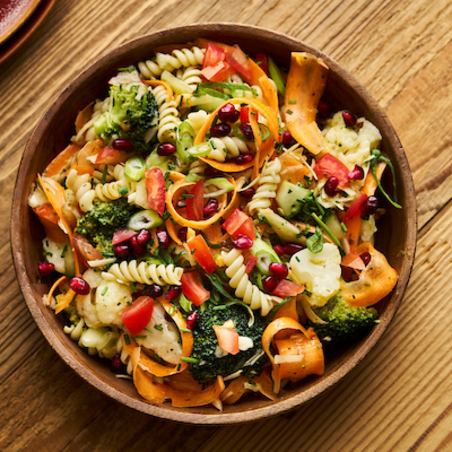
[11,23,417,424]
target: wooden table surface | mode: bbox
[1,0,451,450]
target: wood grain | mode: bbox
[1,0,451,450]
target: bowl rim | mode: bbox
[11,22,417,425]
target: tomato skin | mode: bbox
[95,146,130,165]
[272,280,305,298]
[213,325,239,355]
[254,53,268,74]
[181,272,210,306]
[145,168,166,216]
[122,296,155,336]
[342,192,367,223]
[185,179,204,221]
[222,208,256,240]
[187,234,216,274]
[202,43,225,68]
[225,44,252,79]
[239,106,259,123]
[112,228,138,245]
[245,255,258,274]
[313,153,350,187]
[201,60,236,82]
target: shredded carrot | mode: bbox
[274,297,299,322]
[46,275,68,307]
[54,288,77,315]
[75,103,94,133]
[363,160,387,197]
[165,219,183,245]
[142,79,173,101]
[43,143,81,178]
[220,376,249,404]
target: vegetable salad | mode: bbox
[29,40,400,410]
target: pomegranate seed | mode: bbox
[360,252,372,266]
[324,176,339,197]
[178,227,188,242]
[273,244,285,256]
[156,230,171,249]
[210,123,231,137]
[269,262,289,279]
[239,123,254,141]
[284,243,304,255]
[136,229,152,245]
[342,111,357,127]
[360,196,379,215]
[112,138,133,151]
[204,166,223,177]
[218,103,240,123]
[166,285,182,301]
[38,261,54,277]
[341,266,357,282]
[113,243,132,259]
[157,142,177,156]
[240,187,256,199]
[203,198,219,217]
[318,100,330,119]
[70,277,90,295]
[356,120,364,128]
[281,131,294,147]
[110,354,124,373]
[147,284,163,298]
[185,310,200,330]
[235,153,254,165]
[348,164,365,181]
[131,236,146,256]
[262,276,278,293]
[232,235,254,250]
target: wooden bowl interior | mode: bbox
[12,23,416,424]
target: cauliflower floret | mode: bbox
[42,237,75,276]
[135,301,182,364]
[76,269,105,328]
[322,111,382,169]
[94,280,133,327]
[290,243,341,307]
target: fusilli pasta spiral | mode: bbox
[222,248,282,316]
[66,169,96,212]
[73,97,110,145]
[208,136,249,161]
[152,85,181,142]
[103,261,184,286]
[247,157,282,215]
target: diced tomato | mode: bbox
[222,208,256,240]
[202,43,226,68]
[187,234,216,274]
[201,60,236,82]
[342,192,367,223]
[225,44,252,79]
[254,53,268,74]
[272,280,305,298]
[95,146,130,165]
[34,204,68,243]
[121,296,155,336]
[145,168,166,216]
[213,325,239,355]
[239,106,259,123]
[112,228,138,245]
[181,271,210,306]
[245,255,258,274]
[185,179,204,221]
[313,153,350,187]
[72,233,103,264]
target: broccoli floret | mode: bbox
[94,81,158,152]
[75,198,138,255]
[189,304,266,384]
[309,294,378,347]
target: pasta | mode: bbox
[30,40,400,411]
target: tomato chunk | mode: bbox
[314,153,350,187]
[225,44,252,79]
[254,53,268,74]
[187,234,217,274]
[272,280,305,298]
[122,296,155,336]
[222,208,256,240]
[145,168,166,216]
[185,179,204,221]
[245,255,258,274]
[95,146,130,165]
[213,325,240,355]
[342,192,367,223]
[202,43,226,68]
[239,106,259,123]
[112,228,138,245]
[181,271,210,306]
